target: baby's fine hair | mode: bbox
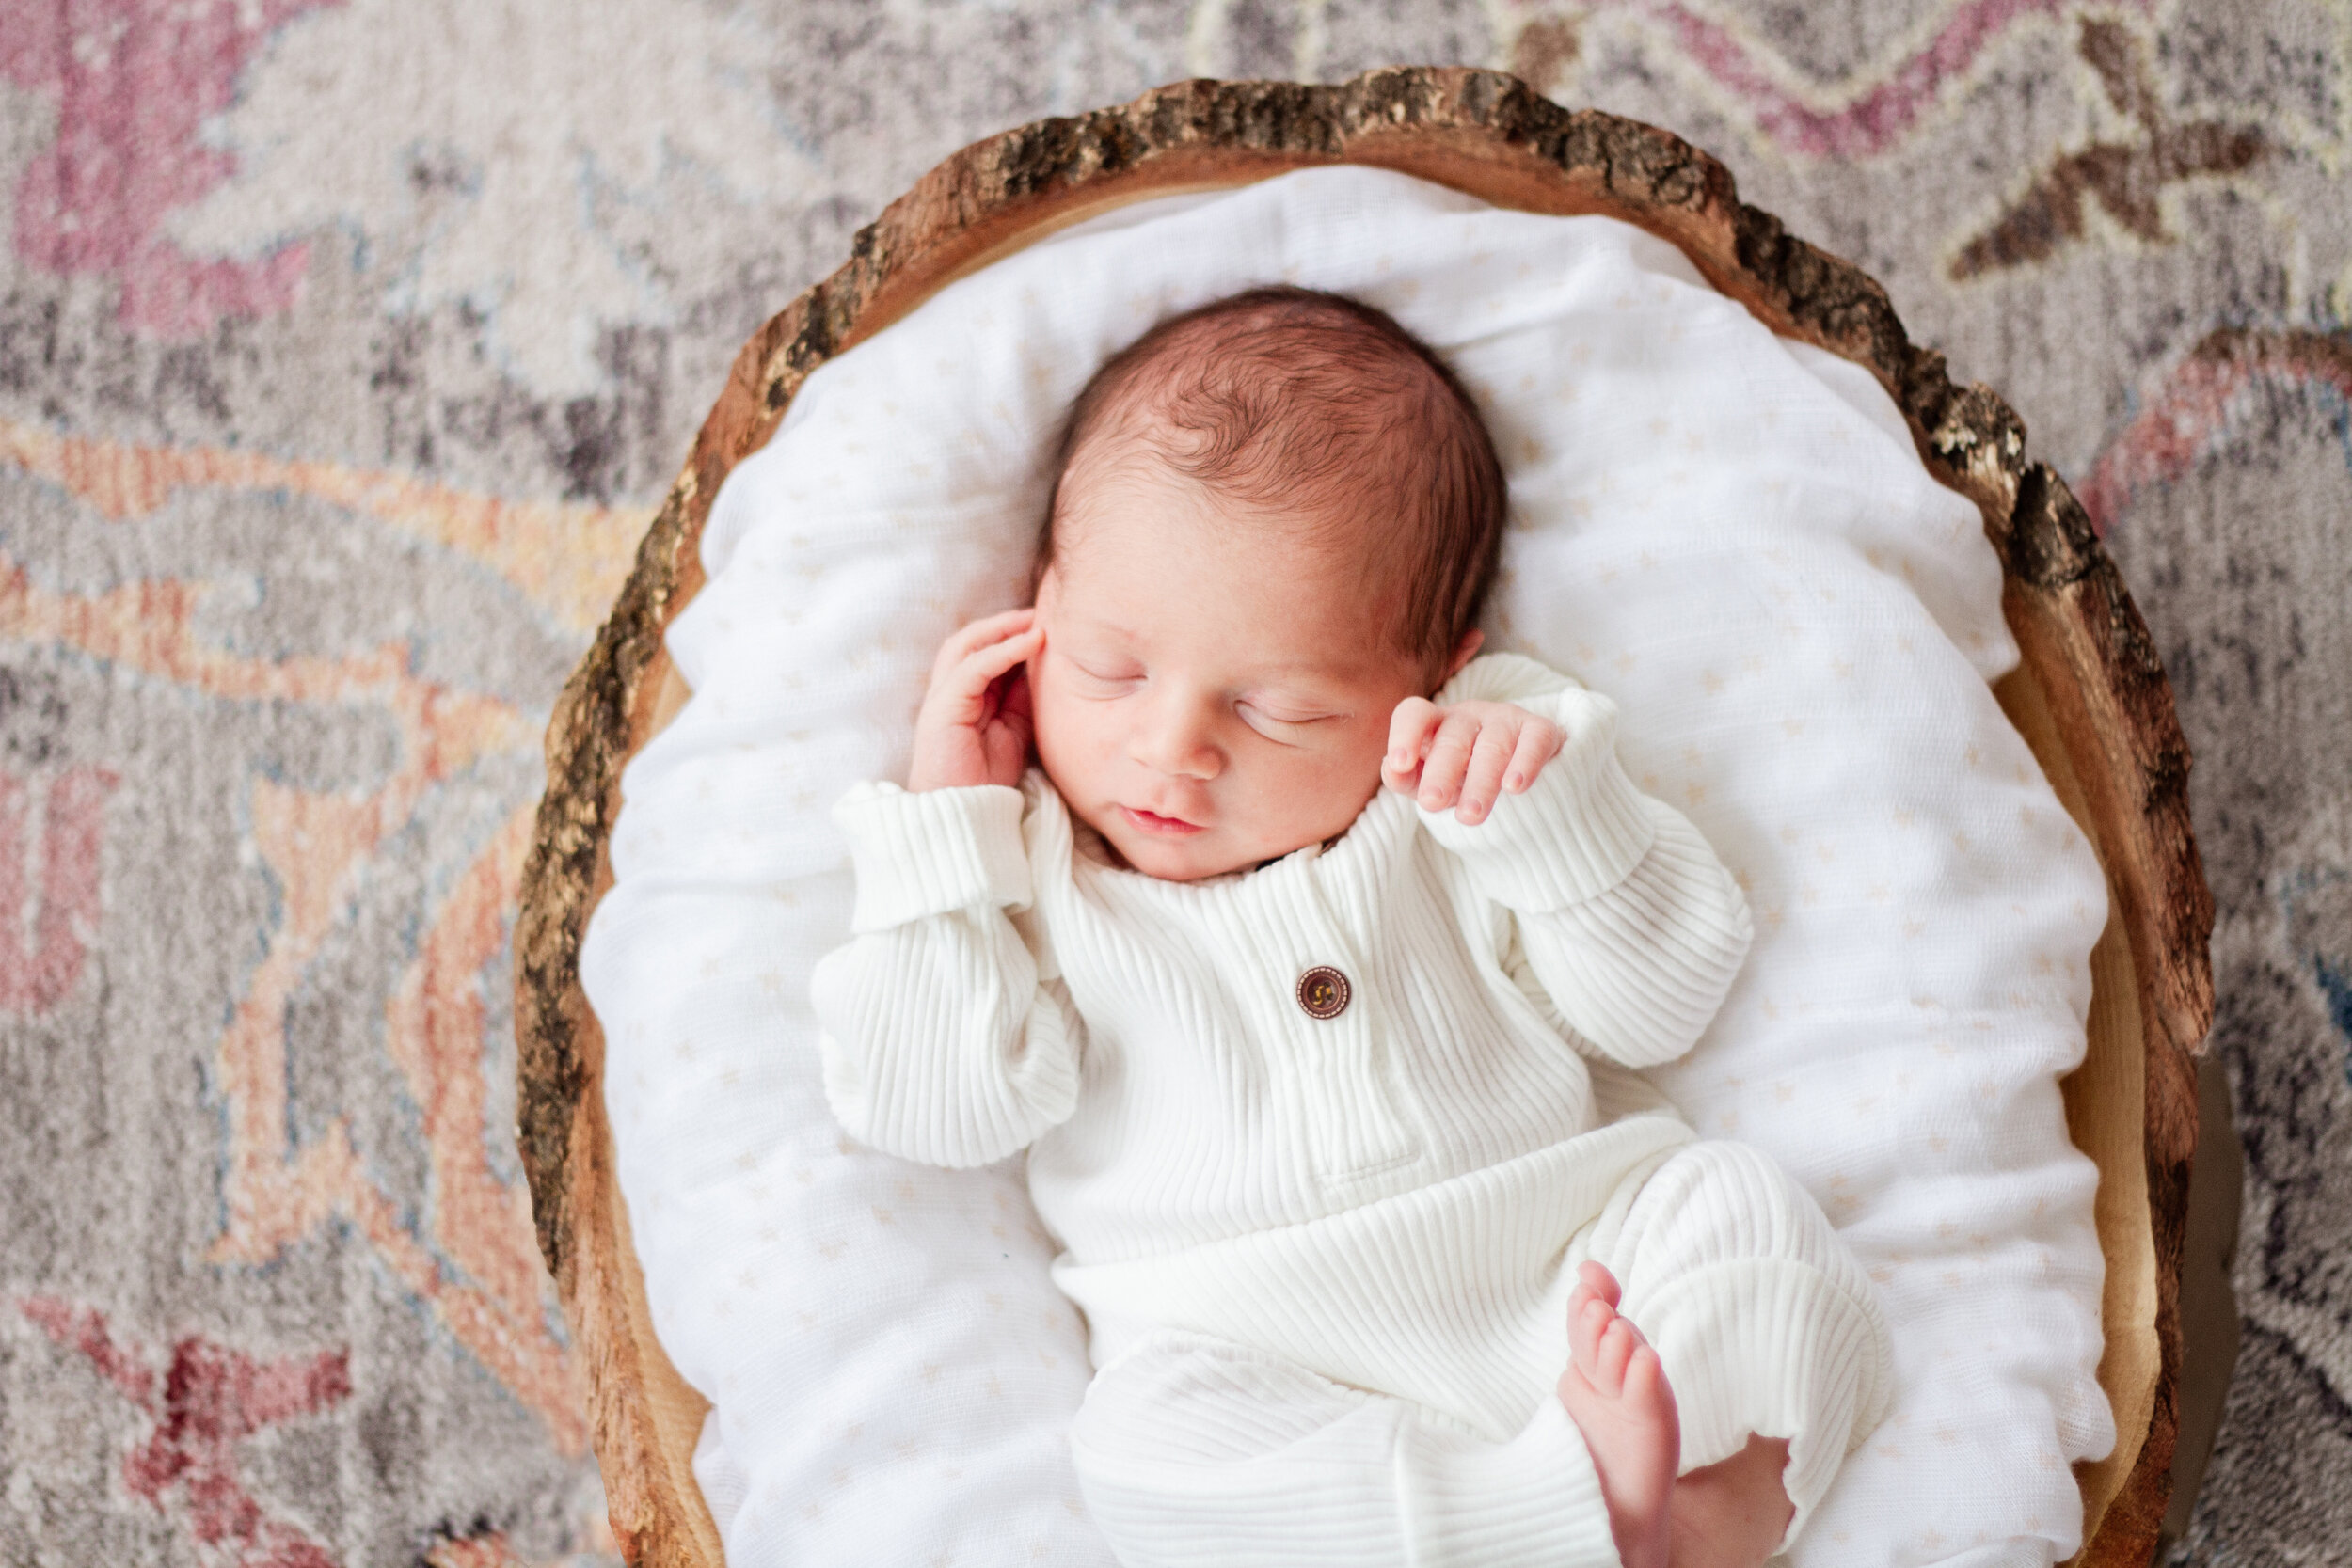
[1036,286,1507,688]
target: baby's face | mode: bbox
[1029,455,1440,883]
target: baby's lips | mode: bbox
[1119,800,1216,841]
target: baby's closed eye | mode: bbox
[1064,656,1141,691]
[1237,701,1338,738]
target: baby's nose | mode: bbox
[1132,705,1222,780]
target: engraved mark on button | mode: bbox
[1295,965,1351,1021]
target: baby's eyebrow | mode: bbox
[1057,617,1138,647]
[1251,655,1377,686]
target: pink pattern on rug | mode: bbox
[2077,328,2352,532]
[21,1295,353,1568]
[1589,0,2152,160]
[0,765,116,1014]
[0,0,342,337]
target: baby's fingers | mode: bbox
[1502,717,1564,793]
[1416,709,1489,812]
[937,626,1043,720]
[930,607,1038,680]
[1384,698,1443,790]
[1451,720,1522,823]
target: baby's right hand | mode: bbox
[908,608,1044,792]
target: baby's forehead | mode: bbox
[1051,462,1371,578]
[1048,545,1404,686]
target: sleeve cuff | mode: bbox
[832,781,1033,933]
[1637,1258,1894,1550]
[1418,657,1658,911]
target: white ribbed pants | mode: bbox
[1067,1140,1889,1568]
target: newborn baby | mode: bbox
[812,287,1891,1568]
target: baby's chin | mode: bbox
[1089,820,1257,882]
[1120,841,1270,879]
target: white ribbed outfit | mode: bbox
[812,653,1892,1567]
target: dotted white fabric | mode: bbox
[580,166,2115,1568]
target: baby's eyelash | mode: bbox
[1240,702,1330,727]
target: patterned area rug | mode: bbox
[0,4,2344,1564]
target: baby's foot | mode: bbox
[1556,1261,1678,1568]
[1667,1434,1795,1568]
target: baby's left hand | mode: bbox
[1384,697,1565,825]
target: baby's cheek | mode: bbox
[1035,700,1114,791]
[1279,752,1383,846]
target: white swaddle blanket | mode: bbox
[580,166,2115,1568]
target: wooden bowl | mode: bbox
[514,68,2216,1568]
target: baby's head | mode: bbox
[1025,285,1506,882]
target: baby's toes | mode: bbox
[1595,1317,1638,1397]
[1570,1293,1613,1378]
[1622,1340,1668,1416]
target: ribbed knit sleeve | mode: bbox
[1420,655,1754,1069]
[833,781,1032,931]
[809,781,1083,1168]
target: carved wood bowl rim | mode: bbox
[513,66,2215,1568]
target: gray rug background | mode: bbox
[0,3,2344,1563]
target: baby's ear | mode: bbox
[1442,628,1486,682]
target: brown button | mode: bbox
[1295,965,1351,1021]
